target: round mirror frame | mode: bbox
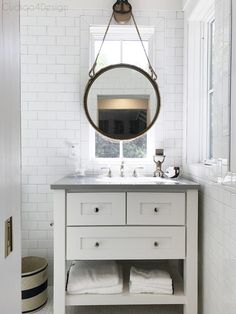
[84,63,161,141]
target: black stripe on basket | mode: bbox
[22,299,48,313]
[22,280,48,300]
[65,267,70,292]
[22,264,48,278]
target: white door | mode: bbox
[0,0,21,312]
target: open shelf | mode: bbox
[65,268,186,306]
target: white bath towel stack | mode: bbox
[129,267,173,294]
[67,261,123,295]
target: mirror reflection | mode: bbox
[98,95,148,136]
[84,64,161,140]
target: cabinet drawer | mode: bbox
[67,193,125,226]
[67,226,185,260]
[127,193,185,225]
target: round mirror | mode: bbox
[84,64,161,140]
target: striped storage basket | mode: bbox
[21,257,48,313]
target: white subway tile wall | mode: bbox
[20,3,184,283]
[205,186,236,313]
[190,179,236,314]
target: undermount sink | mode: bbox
[94,176,181,185]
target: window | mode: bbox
[184,3,216,166]
[231,1,236,172]
[185,0,231,175]
[94,40,149,72]
[90,26,154,159]
[207,19,215,159]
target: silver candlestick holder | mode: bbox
[153,149,166,178]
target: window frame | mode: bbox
[230,0,236,172]
[89,25,156,163]
[184,2,216,166]
[206,16,215,160]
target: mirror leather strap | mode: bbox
[89,8,158,81]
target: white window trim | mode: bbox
[207,18,215,159]
[88,25,156,163]
[203,13,215,161]
[183,1,215,167]
[230,0,236,172]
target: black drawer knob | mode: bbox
[154,207,159,213]
[94,207,99,213]
[154,241,159,247]
[95,242,100,248]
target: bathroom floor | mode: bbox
[39,287,183,314]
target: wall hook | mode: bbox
[113,0,132,24]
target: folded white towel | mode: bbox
[130,282,172,289]
[130,282,173,295]
[67,267,123,295]
[67,261,123,295]
[130,267,172,286]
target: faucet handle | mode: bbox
[133,167,144,177]
[101,167,112,178]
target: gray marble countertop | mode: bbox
[51,175,200,192]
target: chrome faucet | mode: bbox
[120,161,125,177]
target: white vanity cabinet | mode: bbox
[127,192,186,225]
[67,226,186,260]
[52,179,199,314]
[67,193,126,225]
